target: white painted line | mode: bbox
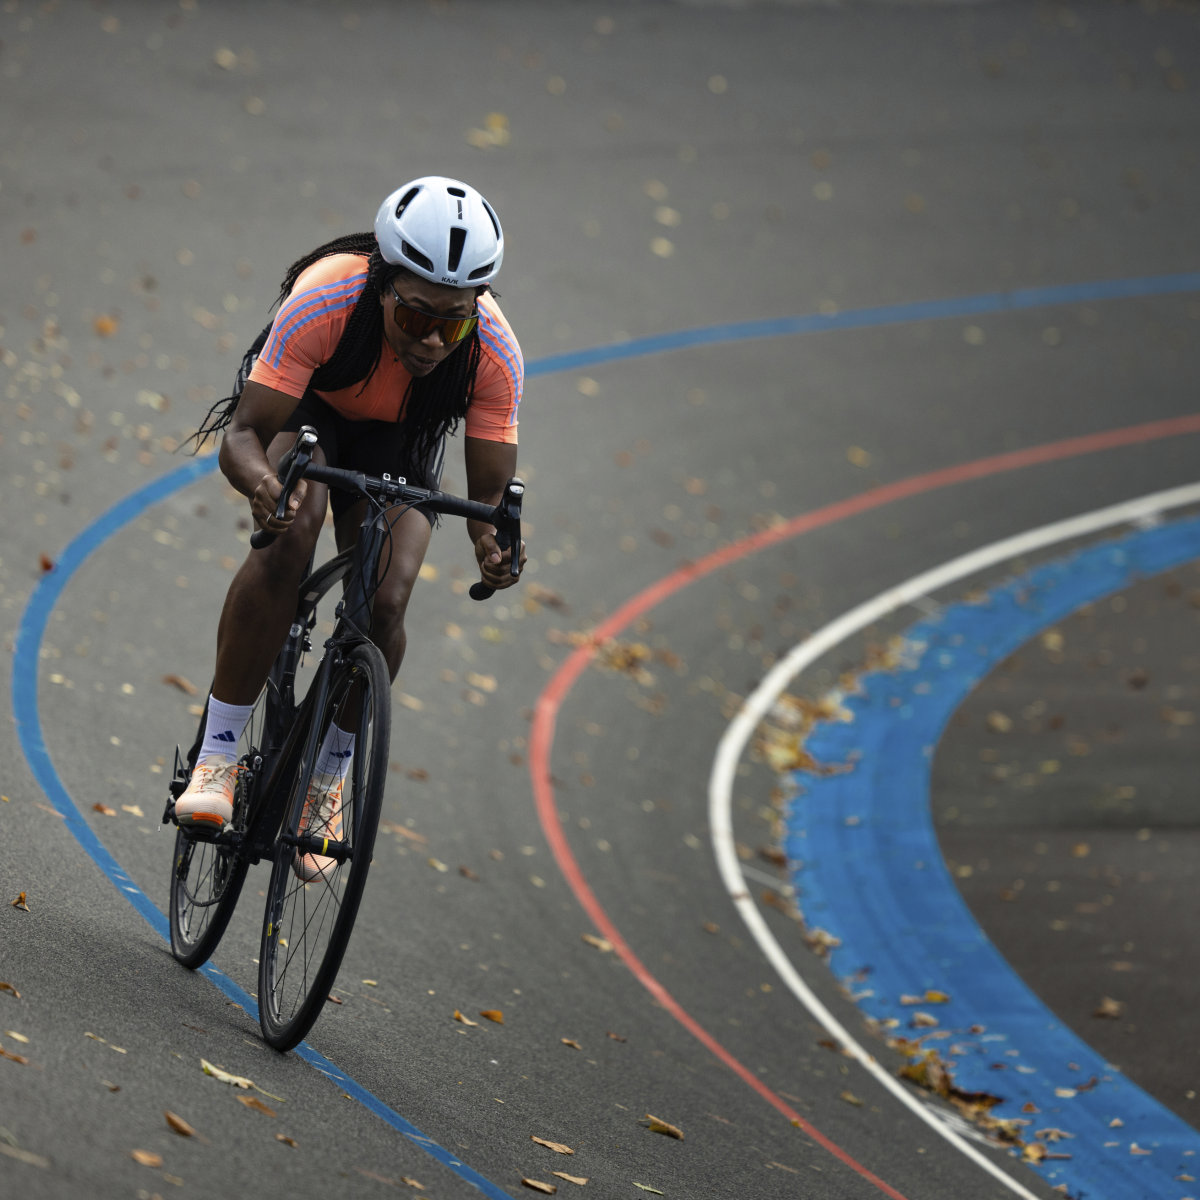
[708,481,1200,1200]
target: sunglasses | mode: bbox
[388,281,478,344]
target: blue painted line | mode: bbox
[787,515,1200,1197]
[526,270,1200,376]
[11,270,1200,1196]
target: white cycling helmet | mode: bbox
[374,176,504,288]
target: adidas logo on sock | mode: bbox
[213,730,237,743]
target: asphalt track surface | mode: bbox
[2,3,1199,1199]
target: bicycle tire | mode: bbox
[257,639,390,1051]
[167,691,265,969]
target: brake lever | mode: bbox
[250,426,318,550]
[470,477,525,601]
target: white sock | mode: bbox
[199,695,255,764]
[315,724,355,781]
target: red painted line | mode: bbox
[528,413,1200,1195]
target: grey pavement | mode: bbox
[1,3,1199,1200]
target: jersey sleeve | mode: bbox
[465,298,522,444]
[248,256,367,399]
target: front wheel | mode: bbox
[257,640,390,1051]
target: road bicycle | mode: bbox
[162,426,524,1051]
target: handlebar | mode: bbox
[249,426,524,602]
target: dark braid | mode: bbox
[186,231,484,463]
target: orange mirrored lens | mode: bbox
[390,286,477,344]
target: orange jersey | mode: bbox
[249,253,521,443]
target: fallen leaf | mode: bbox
[480,1009,504,1024]
[581,934,613,953]
[11,893,29,912]
[0,1046,30,1064]
[633,1186,664,1195]
[39,554,55,573]
[531,1136,574,1155]
[606,1031,626,1042]
[93,314,119,337]
[121,805,145,817]
[162,674,198,695]
[1130,1143,1152,1155]
[0,1143,49,1168]
[275,1134,298,1148]
[454,1010,479,1027]
[164,1111,198,1137]
[552,1172,588,1186]
[131,1150,163,1167]
[0,983,22,999]
[199,1058,285,1100]
[645,1113,684,1139]
[521,1180,557,1194]
[1093,996,1124,1019]
[237,1096,276,1116]
[840,1091,864,1107]
[201,1058,253,1088]
[1035,1128,1075,1143]
[561,1038,581,1050]
[400,1176,426,1189]
[92,804,117,816]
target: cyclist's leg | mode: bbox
[212,432,330,705]
[177,428,328,829]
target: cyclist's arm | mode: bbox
[219,380,307,533]
[464,435,524,588]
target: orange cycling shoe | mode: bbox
[175,758,238,829]
[293,772,344,882]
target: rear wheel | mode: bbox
[257,640,390,1051]
[168,692,266,969]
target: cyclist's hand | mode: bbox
[475,532,526,590]
[252,472,308,535]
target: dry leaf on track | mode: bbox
[480,1009,504,1024]
[164,1111,198,1137]
[131,1150,163,1167]
[552,1172,588,1186]
[521,1179,557,1194]
[531,1135,574,1155]
[0,983,22,999]
[238,1096,276,1116]
[454,1010,479,1026]
[11,893,29,912]
[644,1114,684,1139]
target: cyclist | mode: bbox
[175,176,526,859]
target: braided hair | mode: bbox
[188,231,484,465]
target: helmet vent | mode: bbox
[467,261,495,281]
[401,240,434,273]
[447,226,467,273]
[482,199,502,240]
[394,186,421,219]
[447,186,466,198]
